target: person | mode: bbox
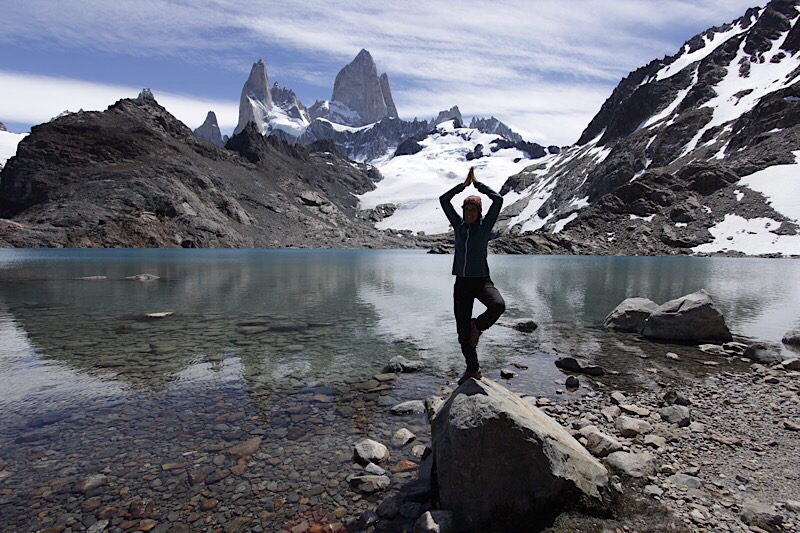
[439,167,506,385]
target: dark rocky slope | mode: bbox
[0,98,414,249]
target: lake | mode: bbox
[0,249,798,531]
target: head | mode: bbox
[462,195,482,224]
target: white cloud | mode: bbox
[0,0,767,142]
[0,71,239,132]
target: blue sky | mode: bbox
[1,0,766,146]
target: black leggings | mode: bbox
[454,276,506,372]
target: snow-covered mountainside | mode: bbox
[488,0,800,257]
[358,120,556,235]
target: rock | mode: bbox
[425,395,445,422]
[640,290,732,342]
[565,376,580,389]
[663,390,692,406]
[610,392,627,405]
[430,378,608,531]
[783,328,800,346]
[507,319,538,333]
[390,400,425,415]
[785,500,800,513]
[707,431,743,446]
[414,510,454,533]
[601,405,621,422]
[619,404,650,417]
[330,49,397,126]
[391,428,416,447]
[125,273,160,281]
[87,520,110,533]
[723,341,748,355]
[668,473,702,489]
[349,474,390,494]
[614,415,653,437]
[554,357,605,376]
[354,439,389,465]
[227,436,262,457]
[602,297,659,332]
[784,420,800,431]
[385,356,423,373]
[585,430,623,457]
[741,501,785,529]
[365,463,387,476]
[782,358,800,371]
[666,352,680,360]
[658,405,691,427]
[643,485,664,497]
[129,497,155,518]
[743,343,783,364]
[605,451,655,478]
[644,434,667,449]
[698,343,726,355]
[74,474,106,494]
[376,495,400,519]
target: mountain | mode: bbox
[322,49,398,126]
[193,111,225,147]
[225,50,528,162]
[488,0,800,257]
[0,97,417,249]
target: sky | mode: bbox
[0,0,767,146]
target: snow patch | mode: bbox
[553,212,578,233]
[693,214,800,256]
[738,150,800,223]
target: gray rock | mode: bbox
[349,474,391,494]
[663,390,692,406]
[782,358,800,371]
[615,415,653,437]
[783,328,800,346]
[425,395,445,422]
[741,501,784,528]
[330,49,397,126]
[565,375,580,389]
[193,111,224,147]
[507,318,538,333]
[658,405,691,427]
[376,494,400,519]
[390,400,425,415]
[610,392,627,405]
[644,485,664,497]
[603,297,659,332]
[619,404,650,417]
[414,510,454,533]
[605,451,655,478]
[354,438,389,465]
[668,473,702,489]
[585,430,623,457]
[500,369,516,379]
[391,428,416,447]
[554,357,605,376]
[385,356,424,373]
[640,290,732,342]
[365,462,387,476]
[644,434,667,449]
[743,343,784,364]
[431,378,608,531]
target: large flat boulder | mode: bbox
[640,289,732,342]
[603,297,659,332]
[430,378,609,531]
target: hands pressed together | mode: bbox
[463,166,476,188]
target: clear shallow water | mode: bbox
[1,250,799,402]
[0,249,799,530]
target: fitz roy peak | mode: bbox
[326,49,398,126]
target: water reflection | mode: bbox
[0,250,798,397]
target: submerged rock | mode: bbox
[430,378,608,531]
[783,328,800,346]
[555,357,605,376]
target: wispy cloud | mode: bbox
[0,71,239,131]
[1,0,766,143]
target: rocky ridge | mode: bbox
[492,0,800,257]
[0,97,418,249]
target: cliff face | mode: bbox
[0,98,414,249]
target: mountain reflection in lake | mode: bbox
[1,249,798,531]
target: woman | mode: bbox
[439,167,506,385]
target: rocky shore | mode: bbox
[1,323,799,532]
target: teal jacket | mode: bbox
[439,180,503,278]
